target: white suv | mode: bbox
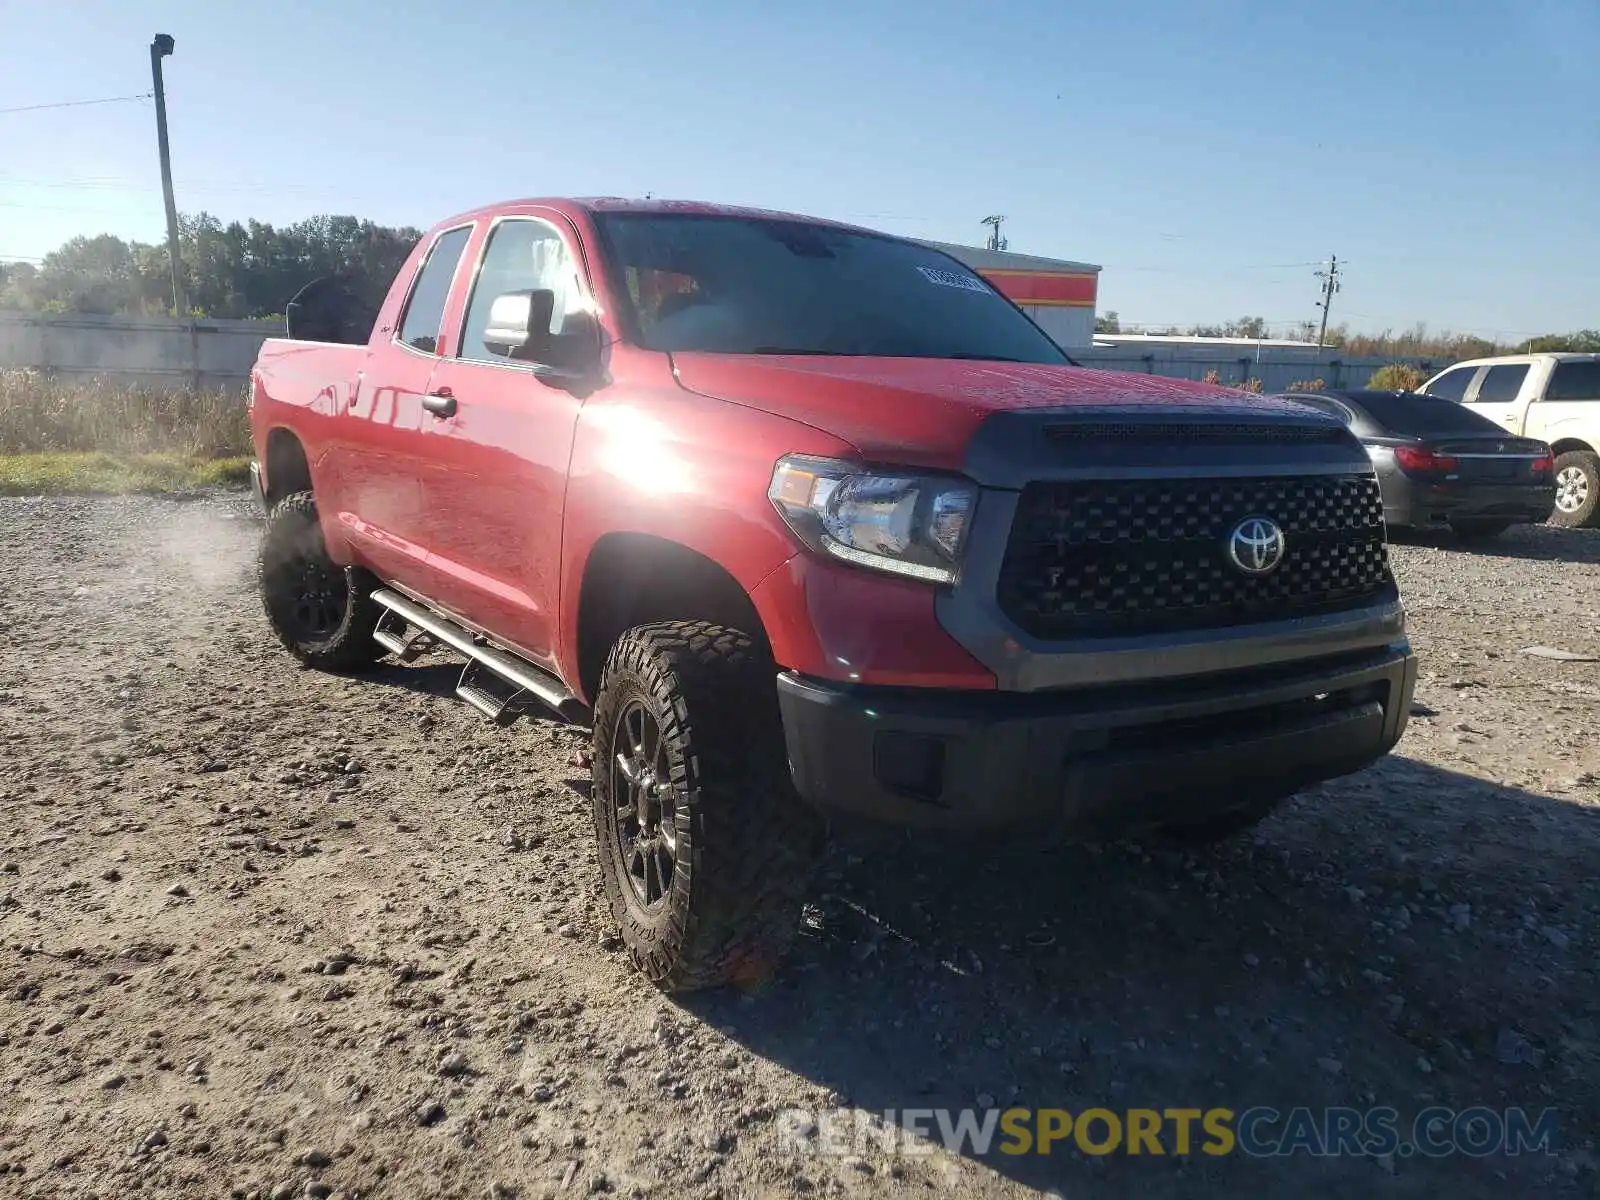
[1423,354,1600,527]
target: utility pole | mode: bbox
[1314,254,1341,348]
[981,214,1008,252]
[150,33,187,318]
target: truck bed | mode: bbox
[253,338,368,415]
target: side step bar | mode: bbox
[372,606,437,663]
[370,588,586,724]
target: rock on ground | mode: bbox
[0,493,1596,1198]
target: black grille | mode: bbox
[997,474,1391,638]
[1044,422,1346,445]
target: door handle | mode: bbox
[422,388,456,418]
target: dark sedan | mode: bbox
[1279,389,1556,540]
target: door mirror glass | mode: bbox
[482,288,556,358]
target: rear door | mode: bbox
[338,224,474,586]
[1530,359,1600,449]
[1461,362,1532,432]
[413,212,595,669]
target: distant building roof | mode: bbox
[917,240,1100,274]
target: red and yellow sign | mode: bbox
[980,269,1098,309]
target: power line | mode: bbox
[0,92,153,116]
[0,199,159,215]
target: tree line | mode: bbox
[2,216,1592,359]
[1093,311,1598,357]
[0,213,421,321]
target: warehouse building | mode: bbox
[920,240,1101,349]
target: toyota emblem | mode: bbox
[1227,516,1286,575]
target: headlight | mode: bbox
[768,455,977,583]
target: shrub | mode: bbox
[0,370,249,458]
[1202,369,1262,393]
[1367,363,1427,392]
[1285,378,1326,392]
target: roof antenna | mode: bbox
[981,214,1008,251]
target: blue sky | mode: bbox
[2,0,1595,339]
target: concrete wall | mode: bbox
[1071,345,1443,394]
[1021,303,1096,351]
[0,310,1441,398]
[0,311,283,392]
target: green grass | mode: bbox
[0,369,254,495]
[0,452,253,497]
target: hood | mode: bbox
[670,354,1331,469]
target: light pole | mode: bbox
[150,33,188,317]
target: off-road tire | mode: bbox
[258,490,385,672]
[591,620,823,993]
[1549,450,1600,529]
[1450,519,1511,542]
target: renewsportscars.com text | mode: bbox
[777,1105,1559,1159]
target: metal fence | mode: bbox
[0,310,1444,398]
[1071,347,1441,394]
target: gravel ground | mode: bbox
[0,491,1596,1199]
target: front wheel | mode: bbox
[590,621,823,993]
[1549,450,1600,529]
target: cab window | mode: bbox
[1424,366,1478,402]
[1474,364,1529,404]
[396,226,471,354]
[458,218,588,365]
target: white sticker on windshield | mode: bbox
[916,266,991,294]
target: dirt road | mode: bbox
[1,492,1595,1198]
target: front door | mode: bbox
[414,213,593,669]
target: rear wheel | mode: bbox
[590,621,823,993]
[258,491,385,671]
[1549,450,1600,529]
[1450,519,1511,542]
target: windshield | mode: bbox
[592,213,1070,363]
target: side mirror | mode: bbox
[482,288,601,380]
[482,288,555,359]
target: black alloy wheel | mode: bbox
[610,699,679,908]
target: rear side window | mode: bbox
[1289,395,1355,424]
[1546,361,1600,402]
[1424,366,1477,402]
[1355,391,1507,435]
[398,226,472,354]
[1475,364,1530,404]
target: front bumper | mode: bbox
[777,642,1417,833]
[1386,479,1555,528]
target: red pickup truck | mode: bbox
[248,197,1418,992]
